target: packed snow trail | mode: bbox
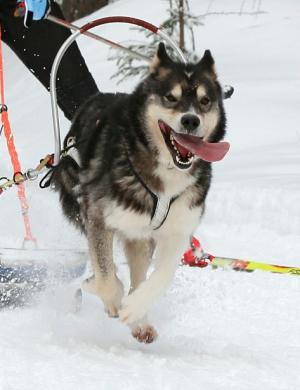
[0,265,299,390]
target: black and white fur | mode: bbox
[52,43,226,343]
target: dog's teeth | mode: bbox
[175,154,194,166]
[188,155,194,163]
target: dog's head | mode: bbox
[142,43,227,170]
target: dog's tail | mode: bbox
[51,156,84,232]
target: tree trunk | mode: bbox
[178,0,185,51]
[60,0,109,21]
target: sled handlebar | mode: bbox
[49,16,187,165]
[47,15,150,62]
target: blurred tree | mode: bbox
[108,0,202,84]
[59,0,265,83]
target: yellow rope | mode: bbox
[0,154,53,193]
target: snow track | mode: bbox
[0,265,299,390]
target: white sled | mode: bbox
[0,248,86,307]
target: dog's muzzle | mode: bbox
[180,114,200,134]
[158,120,230,167]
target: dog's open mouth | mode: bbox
[158,120,195,169]
[158,120,230,168]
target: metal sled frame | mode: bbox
[49,16,187,165]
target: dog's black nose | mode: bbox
[181,114,200,132]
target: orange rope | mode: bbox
[0,26,36,244]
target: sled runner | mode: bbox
[0,248,86,306]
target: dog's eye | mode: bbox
[164,94,178,103]
[200,96,210,106]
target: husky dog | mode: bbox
[52,43,229,343]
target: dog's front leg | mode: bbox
[119,233,189,325]
[124,238,158,343]
[82,219,124,318]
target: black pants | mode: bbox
[0,0,99,120]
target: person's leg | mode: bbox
[0,0,99,120]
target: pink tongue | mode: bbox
[173,133,230,162]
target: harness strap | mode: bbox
[38,137,82,189]
[126,153,176,230]
[64,136,81,166]
[150,195,173,230]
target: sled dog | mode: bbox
[53,43,229,343]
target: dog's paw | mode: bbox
[119,293,149,324]
[131,324,158,344]
[82,275,124,318]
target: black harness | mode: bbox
[126,155,177,230]
[63,136,178,230]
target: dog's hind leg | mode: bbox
[124,238,154,293]
[123,238,158,343]
[82,219,124,318]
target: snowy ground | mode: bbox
[0,0,300,389]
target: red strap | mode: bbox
[80,16,159,34]
[0,26,36,244]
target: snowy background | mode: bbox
[0,0,299,389]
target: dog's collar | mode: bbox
[125,153,176,230]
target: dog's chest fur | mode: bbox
[103,164,199,239]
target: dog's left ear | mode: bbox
[150,42,173,76]
[197,50,217,80]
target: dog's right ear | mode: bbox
[197,50,217,80]
[149,42,173,76]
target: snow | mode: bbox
[0,0,300,389]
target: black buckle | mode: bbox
[0,104,8,113]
